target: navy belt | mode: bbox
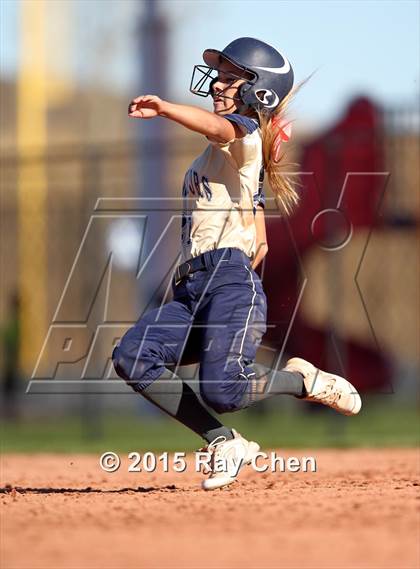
[174,248,251,286]
[174,255,207,286]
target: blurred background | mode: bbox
[0,0,419,452]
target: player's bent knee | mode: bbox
[112,338,163,393]
[112,346,122,374]
[113,347,149,393]
[112,345,131,382]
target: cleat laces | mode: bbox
[197,436,227,475]
[317,379,343,407]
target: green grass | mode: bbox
[1,397,418,453]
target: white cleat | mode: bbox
[201,429,260,491]
[284,357,362,416]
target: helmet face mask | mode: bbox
[190,64,256,104]
[190,37,294,115]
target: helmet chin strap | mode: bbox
[228,92,250,115]
[211,84,253,116]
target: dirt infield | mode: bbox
[1,449,419,569]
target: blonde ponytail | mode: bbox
[257,77,312,216]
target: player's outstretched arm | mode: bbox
[128,94,244,143]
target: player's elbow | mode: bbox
[206,127,231,144]
[206,117,236,143]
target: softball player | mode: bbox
[113,38,361,490]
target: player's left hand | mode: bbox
[128,95,166,119]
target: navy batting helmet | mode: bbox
[190,37,294,113]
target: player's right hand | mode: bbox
[128,95,165,119]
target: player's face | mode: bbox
[211,61,246,115]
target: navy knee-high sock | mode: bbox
[138,370,234,444]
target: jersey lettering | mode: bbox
[183,169,213,201]
[202,176,212,201]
